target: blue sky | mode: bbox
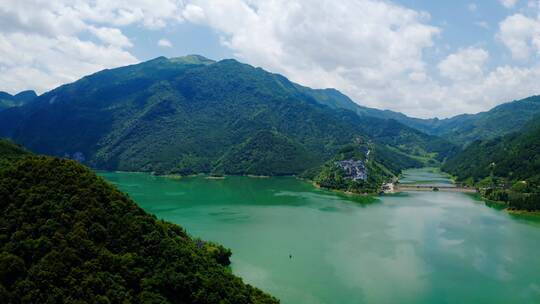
[1,0,540,118]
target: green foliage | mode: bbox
[0,139,29,160]
[511,181,528,192]
[370,144,423,174]
[312,142,420,194]
[415,96,540,146]
[444,116,540,210]
[0,156,278,303]
[200,240,233,266]
[214,131,317,176]
[0,55,455,176]
[315,91,540,147]
[0,139,30,171]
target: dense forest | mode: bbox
[0,55,455,177]
[311,86,540,147]
[0,150,277,303]
[0,139,30,161]
[443,117,540,211]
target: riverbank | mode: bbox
[312,181,380,197]
[506,208,540,216]
[472,195,540,216]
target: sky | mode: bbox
[2,0,540,118]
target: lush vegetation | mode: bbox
[213,130,316,176]
[0,91,36,111]
[400,96,540,146]
[0,139,29,160]
[0,155,278,303]
[309,86,540,147]
[0,55,455,176]
[311,142,422,194]
[443,117,540,211]
[297,86,458,161]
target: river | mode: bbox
[99,168,540,304]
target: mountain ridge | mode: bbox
[0,55,455,178]
[0,90,37,110]
[4,55,539,148]
[442,115,540,211]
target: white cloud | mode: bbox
[434,61,540,116]
[158,38,173,47]
[475,21,489,29]
[468,3,477,12]
[2,0,540,118]
[182,4,206,23]
[0,0,186,94]
[70,0,185,29]
[174,0,540,118]
[88,26,133,48]
[0,32,137,93]
[500,0,518,8]
[183,0,442,116]
[438,47,489,81]
[498,13,540,60]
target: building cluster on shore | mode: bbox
[335,159,368,181]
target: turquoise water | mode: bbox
[399,167,456,187]
[99,169,540,304]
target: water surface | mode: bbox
[99,169,540,304]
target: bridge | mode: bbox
[394,185,477,193]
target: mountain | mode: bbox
[443,116,540,210]
[0,55,456,176]
[305,88,540,146]
[419,96,540,146]
[0,90,37,110]
[443,116,540,183]
[0,154,277,303]
[296,86,428,128]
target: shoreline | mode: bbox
[246,174,271,179]
[312,182,378,197]
[478,196,540,216]
[505,208,540,216]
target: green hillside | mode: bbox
[311,142,422,194]
[0,139,29,162]
[306,87,540,147]
[0,155,277,303]
[443,117,540,210]
[212,130,316,176]
[428,96,540,145]
[0,55,454,176]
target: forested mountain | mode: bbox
[0,55,455,176]
[443,117,540,210]
[0,90,37,110]
[421,96,540,146]
[0,153,277,303]
[308,87,540,146]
